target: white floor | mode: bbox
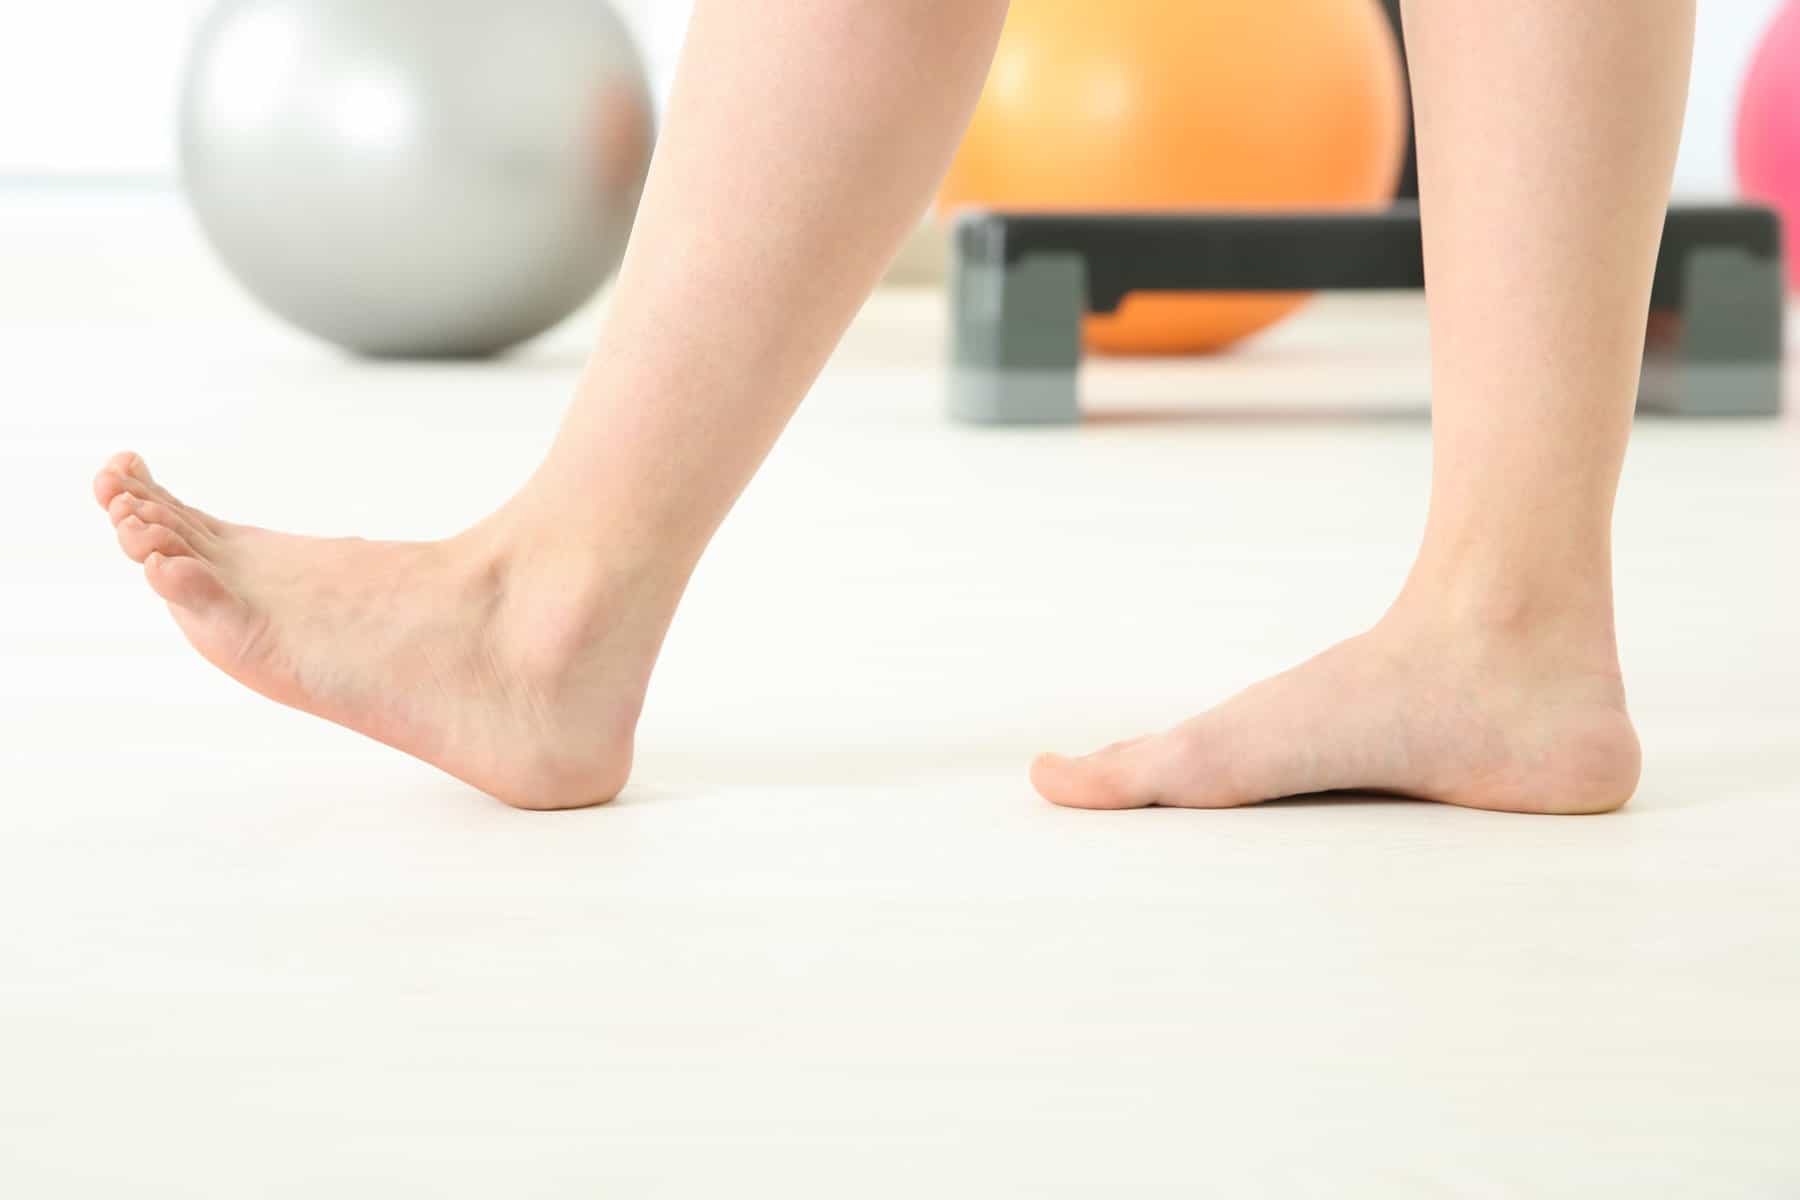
[3,191,1798,1197]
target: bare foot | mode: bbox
[93,452,674,810]
[1030,610,1641,815]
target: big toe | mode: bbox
[1031,736,1161,810]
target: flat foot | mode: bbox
[1033,622,1640,816]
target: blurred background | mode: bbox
[2,9,1796,1195]
[0,0,1783,195]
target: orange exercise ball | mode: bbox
[939,0,1408,355]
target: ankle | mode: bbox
[421,521,671,747]
[1390,579,1615,641]
[1382,563,1623,679]
[428,520,679,697]
[1399,529,1614,629]
[462,490,689,598]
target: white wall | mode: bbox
[0,0,673,177]
[0,0,1782,197]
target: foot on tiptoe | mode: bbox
[93,451,680,810]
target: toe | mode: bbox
[109,450,148,480]
[1031,727,1240,811]
[106,490,137,526]
[1030,740,1159,810]
[116,514,194,564]
[144,551,231,613]
[140,479,223,535]
[93,469,131,510]
[93,451,148,507]
[94,463,224,536]
[129,498,210,547]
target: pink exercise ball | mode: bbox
[1737,0,1800,290]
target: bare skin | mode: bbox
[95,0,1013,811]
[1030,613,1642,815]
[1034,0,1693,813]
[94,452,663,809]
[97,0,1693,814]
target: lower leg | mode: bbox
[1396,0,1695,646]
[96,0,1009,810]
[1034,0,1695,814]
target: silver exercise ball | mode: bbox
[179,0,655,357]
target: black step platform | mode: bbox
[948,203,1785,422]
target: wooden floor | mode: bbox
[3,191,1797,1196]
